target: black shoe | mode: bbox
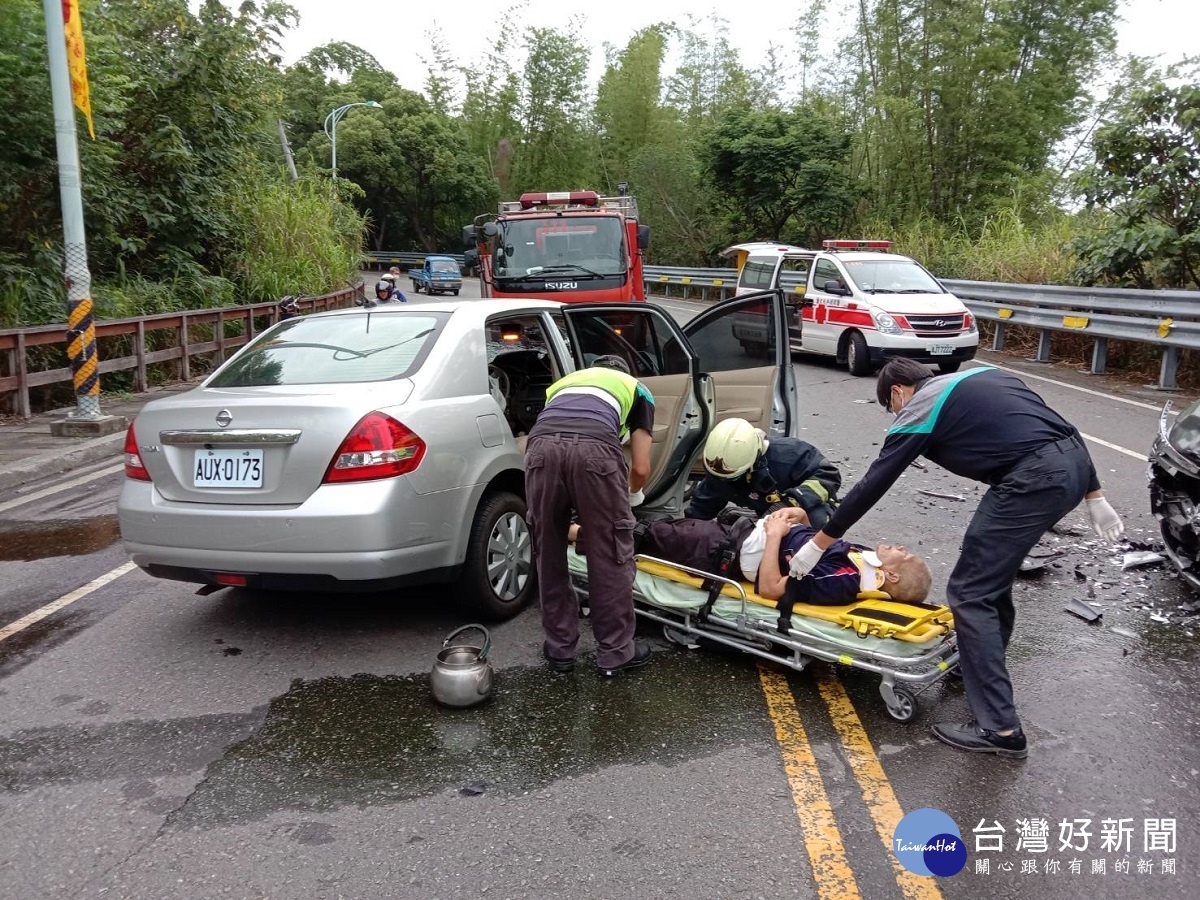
[599,640,652,677]
[545,654,575,674]
[931,721,1028,759]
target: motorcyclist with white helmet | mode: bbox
[377,274,408,303]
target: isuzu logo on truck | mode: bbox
[544,281,578,290]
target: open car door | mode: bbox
[558,304,713,515]
[683,289,798,440]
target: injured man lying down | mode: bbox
[568,506,933,606]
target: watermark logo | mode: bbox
[893,807,967,877]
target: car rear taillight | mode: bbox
[123,424,151,481]
[323,412,426,483]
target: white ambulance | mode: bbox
[723,240,978,376]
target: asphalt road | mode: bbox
[0,276,1196,899]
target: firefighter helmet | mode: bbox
[703,418,765,479]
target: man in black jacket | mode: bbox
[685,418,841,528]
[788,359,1124,760]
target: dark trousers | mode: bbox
[525,433,637,670]
[947,437,1091,731]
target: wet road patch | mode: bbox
[0,515,121,561]
[167,653,776,830]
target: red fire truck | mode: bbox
[462,190,650,303]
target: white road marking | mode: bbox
[0,463,125,515]
[1079,432,1150,461]
[0,561,136,644]
[982,361,1175,413]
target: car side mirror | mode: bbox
[461,225,477,249]
[464,248,479,268]
[482,222,499,238]
[637,225,650,250]
[823,280,850,296]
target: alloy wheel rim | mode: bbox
[486,511,531,601]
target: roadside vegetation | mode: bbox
[1,0,1197,383]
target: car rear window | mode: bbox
[208,311,448,386]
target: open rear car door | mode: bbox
[681,288,797,441]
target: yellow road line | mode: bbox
[817,675,943,900]
[758,665,861,899]
[0,562,136,643]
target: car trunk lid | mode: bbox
[134,382,414,505]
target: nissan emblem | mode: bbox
[216,409,233,427]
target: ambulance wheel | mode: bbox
[846,332,873,376]
[937,361,961,374]
[886,687,918,723]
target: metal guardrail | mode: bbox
[643,265,1200,390]
[0,285,361,417]
[366,251,467,270]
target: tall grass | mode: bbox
[223,177,367,303]
[859,208,1082,284]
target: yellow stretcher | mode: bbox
[566,549,959,722]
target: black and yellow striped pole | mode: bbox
[44,0,102,419]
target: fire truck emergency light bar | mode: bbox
[822,239,893,250]
[519,191,601,209]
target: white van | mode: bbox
[722,240,979,376]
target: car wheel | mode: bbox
[459,491,536,620]
[937,361,962,374]
[846,331,873,376]
[453,290,460,296]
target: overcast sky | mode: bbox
[261,0,1198,99]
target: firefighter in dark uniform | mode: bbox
[525,356,655,677]
[788,358,1124,759]
[685,417,842,529]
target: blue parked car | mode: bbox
[411,256,463,296]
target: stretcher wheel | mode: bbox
[886,688,919,723]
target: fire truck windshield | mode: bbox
[493,216,627,280]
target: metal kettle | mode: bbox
[430,624,494,708]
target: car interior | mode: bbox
[483,301,782,497]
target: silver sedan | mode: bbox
[118,294,797,619]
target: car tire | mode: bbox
[937,361,961,374]
[847,331,873,376]
[458,490,536,620]
[453,290,460,296]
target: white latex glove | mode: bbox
[628,489,645,508]
[788,540,825,579]
[1086,496,1124,542]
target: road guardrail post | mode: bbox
[1159,347,1181,391]
[1091,337,1108,375]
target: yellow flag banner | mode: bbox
[62,0,95,139]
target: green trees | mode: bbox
[4,0,1196,330]
[846,0,1118,227]
[0,0,364,326]
[1071,81,1200,289]
[701,106,854,245]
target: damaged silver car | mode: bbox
[1149,400,1200,589]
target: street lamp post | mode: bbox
[323,100,382,181]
